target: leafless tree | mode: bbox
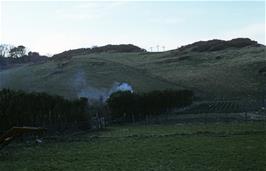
[156,45,160,52]
[0,44,14,57]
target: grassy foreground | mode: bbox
[1,122,266,171]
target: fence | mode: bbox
[109,97,266,125]
[175,98,264,114]
[1,97,265,134]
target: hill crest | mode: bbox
[178,38,262,52]
[52,44,146,60]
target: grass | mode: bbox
[0,46,265,99]
[1,121,266,171]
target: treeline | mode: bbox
[0,44,48,69]
[107,90,193,122]
[0,89,88,131]
[52,44,146,60]
[0,89,194,131]
[0,53,47,68]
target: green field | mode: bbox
[1,122,266,171]
[0,46,265,99]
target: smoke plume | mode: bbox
[73,70,133,102]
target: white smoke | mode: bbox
[117,82,133,92]
[73,71,133,102]
[109,82,133,94]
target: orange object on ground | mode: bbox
[0,127,46,149]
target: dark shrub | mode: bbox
[107,90,193,122]
[0,89,89,131]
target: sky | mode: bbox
[0,1,265,55]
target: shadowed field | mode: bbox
[1,121,265,171]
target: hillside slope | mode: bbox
[0,39,265,100]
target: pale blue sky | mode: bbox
[0,1,265,55]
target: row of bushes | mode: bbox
[0,89,88,131]
[0,89,194,131]
[107,90,193,122]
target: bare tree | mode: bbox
[162,46,165,51]
[0,44,14,57]
[156,45,160,52]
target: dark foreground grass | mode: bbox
[0,122,266,171]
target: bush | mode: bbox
[107,90,193,122]
[0,89,89,131]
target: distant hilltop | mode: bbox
[52,44,147,60]
[51,38,263,60]
[178,38,262,52]
[0,37,264,69]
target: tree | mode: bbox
[0,44,14,57]
[0,89,89,132]
[107,90,194,122]
[9,45,26,58]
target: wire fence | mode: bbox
[109,97,266,125]
[2,97,265,135]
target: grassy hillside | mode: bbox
[0,41,265,100]
[0,54,179,99]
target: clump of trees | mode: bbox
[0,44,48,69]
[9,45,26,58]
[0,88,194,131]
[0,44,26,58]
[0,89,89,132]
[107,90,193,122]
